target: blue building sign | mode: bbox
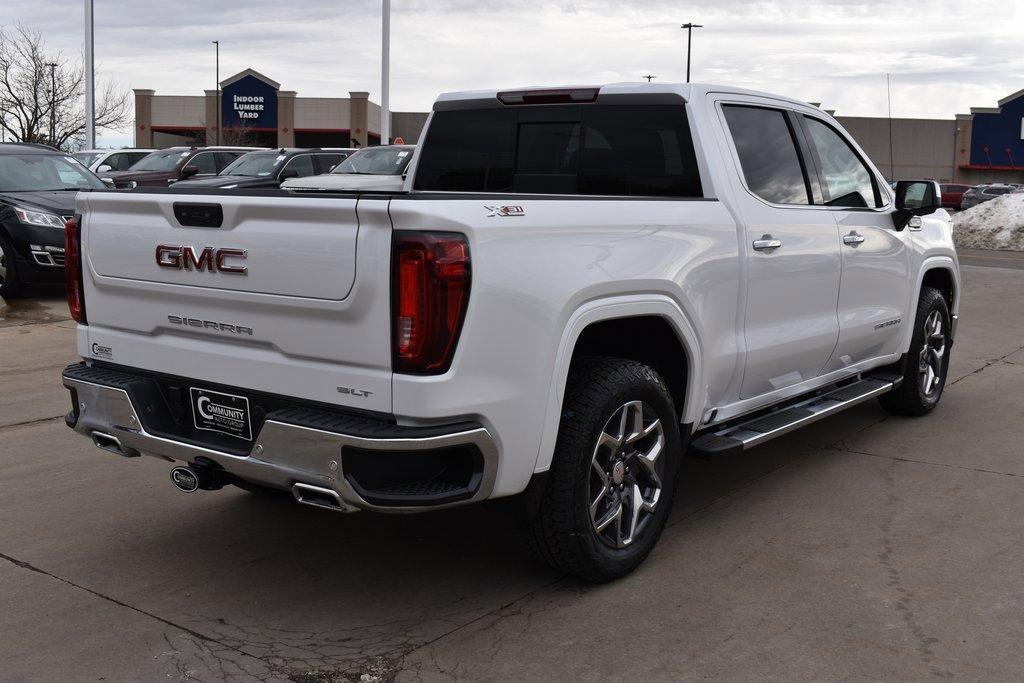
[221,72,278,130]
[969,90,1024,169]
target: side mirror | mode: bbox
[180,165,200,179]
[279,168,299,180]
[102,178,116,189]
[96,164,112,173]
[892,180,940,231]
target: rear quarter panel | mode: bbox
[386,195,740,496]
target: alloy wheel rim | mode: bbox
[589,400,665,548]
[918,310,946,397]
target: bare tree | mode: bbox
[0,23,130,150]
[220,122,260,147]
[186,118,261,148]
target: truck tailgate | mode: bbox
[76,191,393,413]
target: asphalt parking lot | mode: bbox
[2,251,1024,681]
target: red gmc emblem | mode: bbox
[156,245,247,274]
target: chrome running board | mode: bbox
[689,374,901,458]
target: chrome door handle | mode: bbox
[843,232,865,245]
[752,235,782,251]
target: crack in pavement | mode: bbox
[947,343,1024,387]
[827,446,1024,480]
[875,459,951,677]
[0,415,65,432]
[0,551,270,675]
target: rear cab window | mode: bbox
[413,102,703,198]
[722,105,811,205]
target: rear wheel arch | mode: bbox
[569,316,691,421]
[533,297,703,475]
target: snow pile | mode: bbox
[951,192,1024,251]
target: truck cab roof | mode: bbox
[433,82,817,111]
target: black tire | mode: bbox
[518,357,681,582]
[0,232,24,299]
[878,287,951,416]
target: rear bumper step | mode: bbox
[62,362,498,513]
[689,374,901,458]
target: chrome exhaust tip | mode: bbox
[91,431,140,458]
[292,483,357,513]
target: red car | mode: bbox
[940,183,972,210]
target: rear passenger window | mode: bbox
[803,117,880,208]
[283,154,316,177]
[414,105,702,197]
[723,105,810,205]
[189,153,217,175]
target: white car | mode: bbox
[62,83,959,581]
[280,145,414,191]
[72,148,156,174]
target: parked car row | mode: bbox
[76,144,415,192]
[0,141,418,297]
[174,148,356,189]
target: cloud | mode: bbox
[4,0,1023,144]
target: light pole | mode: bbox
[680,22,703,83]
[48,62,57,147]
[84,0,95,148]
[643,74,656,83]
[212,41,220,145]
[381,0,390,145]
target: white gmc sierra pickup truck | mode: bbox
[62,83,959,581]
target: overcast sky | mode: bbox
[5,0,1024,146]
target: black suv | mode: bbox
[0,143,106,297]
[172,148,355,190]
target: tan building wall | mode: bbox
[391,111,429,144]
[349,91,369,147]
[293,97,353,131]
[278,91,296,147]
[151,96,206,128]
[835,116,957,182]
[133,89,154,147]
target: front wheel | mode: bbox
[879,286,951,416]
[519,357,681,582]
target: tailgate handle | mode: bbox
[173,203,223,228]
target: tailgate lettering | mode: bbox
[156,245,247,275]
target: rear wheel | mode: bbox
[0,233,24,299]
[519,357,681,582]
[879,286,951,416]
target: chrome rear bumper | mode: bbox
[62,366,498,513]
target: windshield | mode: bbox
[131,149,189,172]
[331,147,413,175]
[73,152,102,167]
[220,152,282,177]
[0,153,106,191]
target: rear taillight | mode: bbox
[64,216,86,324]
[392,232,470,374]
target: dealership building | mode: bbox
[831,86,1024,185]
[134,70,1024,185]
[133,68,428,149]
